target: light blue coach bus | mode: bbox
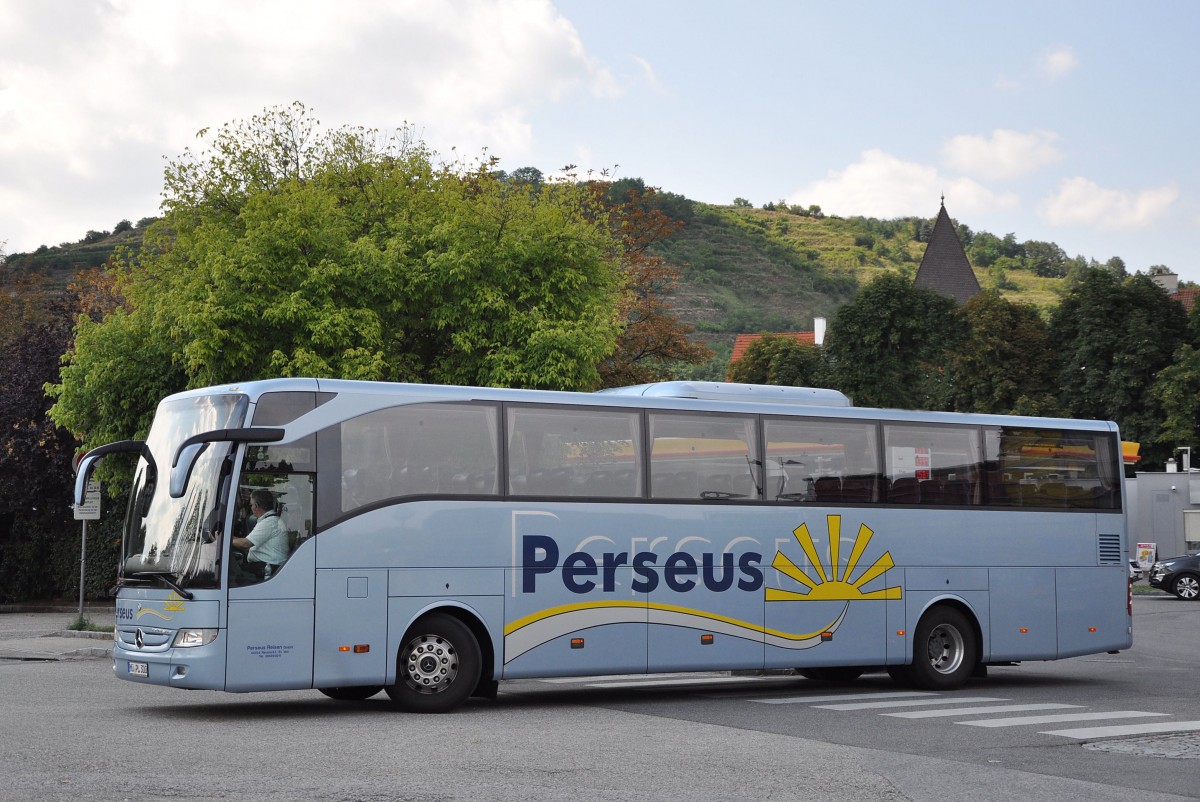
[75,379,1132,712]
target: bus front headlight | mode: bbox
[173,629,218,648]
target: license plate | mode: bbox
[128,661,148,677]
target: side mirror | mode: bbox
[169,442,210,499]
[74,440,153,507]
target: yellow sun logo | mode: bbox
[767,514,902,602]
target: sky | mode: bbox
[1,0,1197,281]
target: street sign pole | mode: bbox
[78,520,87,619]
[73,480,101,619]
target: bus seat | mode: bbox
[813,476,841,502]
[654,470,698,499]
[841,475,877,502]
[613,468,638,497]
[888,477,920,504]
[940,479,976,505]
[919,479,943,504]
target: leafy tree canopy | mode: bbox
[823,273,963,410]
[726,334,825,387]
[946,292,1060,416]
[49,103,624,449]
[1050,269,1188,464]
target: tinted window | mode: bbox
[884,424,982,505]
[333,403,499,517]
[764,418,880,503]
[649,412,760,500]
[507,406,642,498]
[251,391,335,426]
[984,427,1120,509]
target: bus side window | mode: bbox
[506,405,642,499]
[985,426,1119,510]
[649,412,759,500]
[334,402,500,518]
[763,418,879,503]
[883,423,981,507]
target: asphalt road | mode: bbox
[0,594,1195,801]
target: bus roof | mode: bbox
[598,381,851,407]
[162,378,1119,435]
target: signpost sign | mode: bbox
[74,480,101,521]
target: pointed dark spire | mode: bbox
[913,199,980,305]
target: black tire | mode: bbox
[797,667,865,682]
[1172,573,1200,601]
[318,686,382,701]
[386,612,482,713]
[893,606,977,691]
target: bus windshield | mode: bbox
[121,393,248,588]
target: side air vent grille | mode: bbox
[1097,532,1122,565]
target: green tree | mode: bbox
[0,275,126,602]
[823,273,964,410]
[1023,240,1067,278]
[1152,344,1200,452]
[946,292,1059,415]
[49,104,623,451]
[727,334,825,387]
[596,185,711,387]
[1050,269,1188,466]
[967,231,1001,267]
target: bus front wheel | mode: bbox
[892,606,977,691]
[386,612,481,713]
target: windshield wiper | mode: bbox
[129,571,195,600]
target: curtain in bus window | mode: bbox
[649,412,760,500]
[506,406,642,498]
[763,418,880,503]
[338,403,499,515]
[985,427,1119,509]
[883,424,982,506]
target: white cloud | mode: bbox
[1038,46,1079,79]
[789,149,1019,218]
[941,129,1062,181]
[631,55,664,93]
[0,0,618,251]
[1038,177,1178,230]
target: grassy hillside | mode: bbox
[3,197,1077,343]
[654,203,1070,346]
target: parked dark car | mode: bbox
[1149,551,1200,600]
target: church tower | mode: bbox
[913,199,981,304]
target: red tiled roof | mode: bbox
[1171,287,1200,312]
[730,331,815,364]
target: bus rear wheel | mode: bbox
[386,612,481,713]
[892,606,977,691]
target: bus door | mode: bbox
[224,472,317,691]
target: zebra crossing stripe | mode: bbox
[816,696,1007,711]
[753,691,936,705]
[961,711,1167,728]
[1040,721,1200,739]
[885,703,1082,719]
